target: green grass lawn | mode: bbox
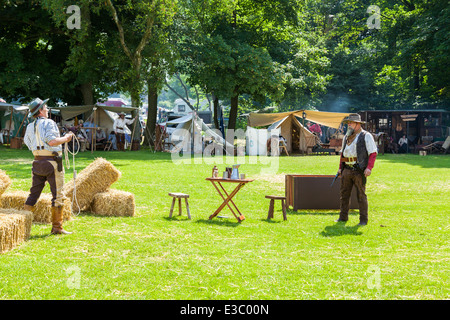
[0,145,449,300]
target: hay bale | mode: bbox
[0,169,11,196]
[0,208,33,254]
[63,157,121,211]
[89,189,135,217]
[0,191,72,224]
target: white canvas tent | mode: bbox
[247,113,317,154]
[167,113,234,154]
[267,115,316,153]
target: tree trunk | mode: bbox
[144,81,158,147]
[228,93,239,131]
[79,82,94,105]
[213,95,220,129]
[130,90,141,144]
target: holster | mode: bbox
[52,152,63,172]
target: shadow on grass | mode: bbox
[163,216,193,222]
[320,223,363,237]
[195,218,240,228]
[29,233,53,240]
[260,218,284,223]
[288,209,359,216]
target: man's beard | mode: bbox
[346,126,355,137]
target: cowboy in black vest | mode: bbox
[336,114,378,226]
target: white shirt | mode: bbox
[24,117,62,153]
[398,137,408,146]
[113,117,135,134]
[342,130,378,163]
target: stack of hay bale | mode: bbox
[0,191,72,224]
[0,157,135,253]
[0,169,33,254]
[63,157,135,217]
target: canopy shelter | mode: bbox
[51,104,139,133]
[0,102,30,141]
[51,104,138,122]
[248,110,351,129]
[247,110,351,154]
[50,104,139,152]
[166,113,234,155]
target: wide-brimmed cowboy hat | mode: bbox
[342,113,365,124]
[28,98,49,116]
[118,112,125,117]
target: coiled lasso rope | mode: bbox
[64,134,81,216]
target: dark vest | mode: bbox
[343,130,369,170]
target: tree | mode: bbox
[0,1,79,104]
[176,0,301,130]
[106,0,177,143]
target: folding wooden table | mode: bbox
[206,177,254,223]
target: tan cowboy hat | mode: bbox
[342,113,366,124]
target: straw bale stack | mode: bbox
[0,191,72,224]
[89,189,135,217]
[63,157,121,211]
[0,208,33,254]
[0,169,11,196]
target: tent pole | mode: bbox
[129,114,138,151]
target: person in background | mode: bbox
[113,112,135,151]
[398,135,408,153]
[308,121,322,138]
[96,128,106,147]
[83,116,96,145]
[107,130,118,150]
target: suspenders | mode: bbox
[34,118,45,150]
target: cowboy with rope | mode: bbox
[23,98,74,235]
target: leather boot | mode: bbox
[51,206,73,235]
[23,204,34,212]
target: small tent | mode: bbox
[0,102,30,141]
[167,113,234,154]
[267,114,316,153]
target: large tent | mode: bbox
[50,104,139,135]
[247,110,351,154]
[248,110,351,129]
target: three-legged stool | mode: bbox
[168,193,191,219]
[265,195,287,221]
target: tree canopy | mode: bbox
[0,0,448,131]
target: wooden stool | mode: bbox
[265,195,287,221]
[168,193,191,219]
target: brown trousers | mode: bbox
[115,132,125,151]
[339,167,369,224]
[25,160,65,207]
